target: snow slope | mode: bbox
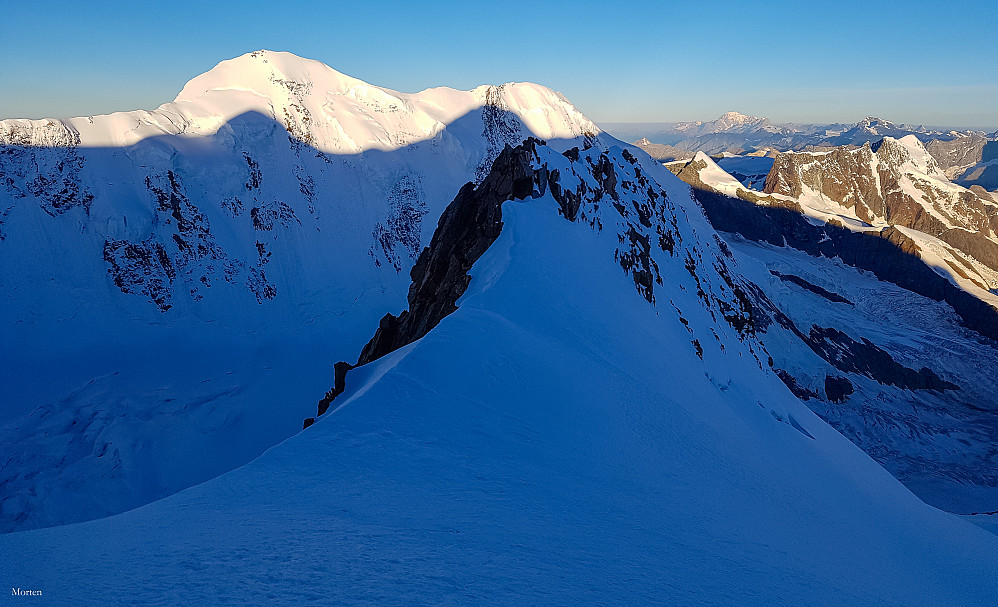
[3,142,996,606]
[725,235,998,513]
[670,151,998,512]
[0,50,601,532]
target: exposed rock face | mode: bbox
[305,140,563,427]
[358,142,537,366]
[694,187,998,341]
[674,157,713,193]
[770,270,852,305]
[763,136,998,274]
[804,326,957,392]
[306,138,762,426]
[824,376,854,403]
[925,134,990,175]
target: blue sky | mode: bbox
[3,0,996,127]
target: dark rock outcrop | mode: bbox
[770,270,853,305]
[777,369,820,401]
[307,139,555,426]
[925,135,989,173]
[824,376,854,403]
[805,326,958,392]
[358,141,539,366]
[746,270,958,394]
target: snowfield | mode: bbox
[2,52,997,606]
[3,137,998,605]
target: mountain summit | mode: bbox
[0,50,601,532]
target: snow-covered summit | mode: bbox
[1,50,598,153]
[174,50,369,102]
[872,134,944,177]
[716,110,763,126]
[0,51,606,533]
[673,111,779,136]
[857,116,896,133]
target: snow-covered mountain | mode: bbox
[4,133,997,606]
[821,116,928,146]
[0,50,601,532]
[627,111,821,155]
[672,111,786,135]
[763,136,998,296]
[624,113,994,158]
[669,147,998,512]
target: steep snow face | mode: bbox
[675,152,752,198]
[3,140,996,606]
[0,50,601,532]
[726,235,998,513]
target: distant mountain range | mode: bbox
[608,112,998,191]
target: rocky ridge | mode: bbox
[760,136,998,291]
[307,137,763,427]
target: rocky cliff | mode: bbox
[762,136,998,281]
[307,137,762,426]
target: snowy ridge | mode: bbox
[0,50,602,532]
[3,129,997,606]
[1,50,598,153]
[310,138,765,428]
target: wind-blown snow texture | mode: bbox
[0,50,600,531]
[3,139,996,606]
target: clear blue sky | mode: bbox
[3,0,996,128]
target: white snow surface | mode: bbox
[3,148,996,604]
[724,234,998,512]
[0,50,601,531]
[2,50,597,152]
[690,151,748,197]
